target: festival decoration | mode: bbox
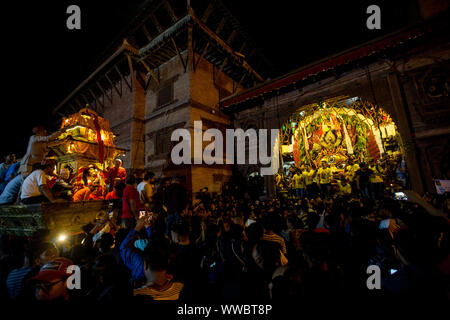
[281,99,396,168]
[47,108,127,176]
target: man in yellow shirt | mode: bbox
[346,162,360,195]
[293,169,305,199]
[317,162,333,197]
[303,165,315,199]
[337,177,352,196]
[369,160,384,200]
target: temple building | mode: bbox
[54,0,272,194]
[54,0,450,196]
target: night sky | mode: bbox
[1,0,418,160]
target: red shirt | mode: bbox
[88,193,103,200]
[107,167,127,185]
[122,185,141,219]
[105,190,119,200]
[73,187,91,202]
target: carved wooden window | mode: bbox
[155,131,172,154]
[157,81,174,108]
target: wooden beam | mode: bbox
[227,30,237,44]
[88,88,104,110]
[239,41,247,53]
[237,70,248,89]
[188,21,193,70]
[96,81,112,104]
[218,57,229,77]
[141,24,153,42]
[68,103,78,113]
[115,65,132,91]
[201,2,214,22]
[164,0,178,22]
[105,72,122,98]
[126,53,135,88]
[190,14,264,82]
[140,60,160,85]
[194,41,210,71]
[215,17,226,34]
[74,98,84,110]
[151,14,163,33]
[135,71,147,90]
[80,93,92,110]
[171,37,187,71]
[53,44,126,114]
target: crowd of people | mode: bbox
[0,126,449,309]
[0,157,448,307]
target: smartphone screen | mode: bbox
[394,192,408,200]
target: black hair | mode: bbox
[126,175,136,185]
[172,219,191,237]
[143,240,169,271]
[262,214,276,231]
[144,171,155,180]
[114,228,129,248]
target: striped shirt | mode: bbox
[6,267,33,300]
[262,232,287,254]
[133,281,184,301]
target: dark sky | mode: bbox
[1,0,419,159]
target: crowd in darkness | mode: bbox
[0,157,449,308]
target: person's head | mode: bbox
[114,159,122,168]
[91,254,118,285]
[88,166,96,177]
[126,174,136,186]
[262,214,276,232]
[95,233,114,254]
[32,126,47,136]
[31,257,73,301]
[269,264,306,302]
[142,241,170,285]
[144,171,155,183]
[252,241,281,273]
[114,182,126,197]
[171,175,181,184]
[300,231,331,268]
[171,220,190,244]
[40,159,56,175]
[4,153,16,164]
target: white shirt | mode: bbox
[137,181,153,204]
[20,169,47,199]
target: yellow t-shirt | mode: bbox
[303,170,315,185]
[369,165,384,183]
[317,168,332,184]
[293,173,305,189]
[337,180,352,195]
[346,170,356,182]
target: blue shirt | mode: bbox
[0,163,9,181]
[0,175,23,204]
[6,267,33,299]
[4,162,19,183]
[120,227,151,281]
